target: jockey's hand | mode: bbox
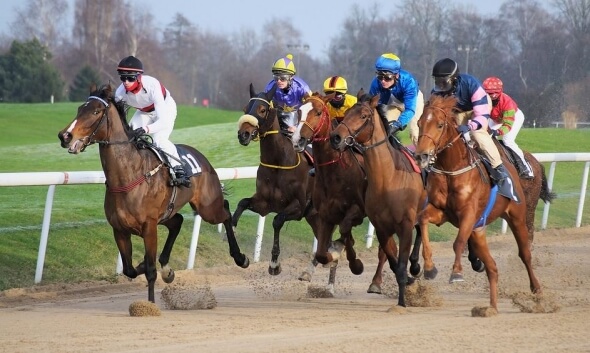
[491,129,500,137]
[387,121,402,136]
[456,124,471,134]
[132,127,147,139]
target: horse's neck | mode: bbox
[435,137,471,171]
[311,117,336,160]
[259,124,298,164]
[362,126,400,181]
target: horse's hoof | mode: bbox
[424,267,438,280]
[407,276,416,285]
[410,262,421,277]
[349,259,364,275]
[367,283,382,294]
[449,272,465,283]
[471,260,485,273]
[161,270,175,284]
[237,255,250,269]
[268,264,281,276]
[298,272,312,282]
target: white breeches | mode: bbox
[130,110,180,167]
[490,109,526,164]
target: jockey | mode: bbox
[369,53,424,146]
[265,54,312,133]
[323,75,357,122]
[114,55,190,187]
[483,76,533,178]
[431,58,509,184]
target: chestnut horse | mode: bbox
[234,84,321,279]
[292,93,390,293]
[414,94,547,311]
[57,84,249,303]
[330,94,425,307]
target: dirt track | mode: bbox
[1,227,589,353]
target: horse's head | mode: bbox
[58,84,125,154]
[237,83,277,146]
[329,92,381,152]
[414,95,459,168]
[291,92,331,152]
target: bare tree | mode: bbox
[10,0,69,51]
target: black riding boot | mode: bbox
[515,157,533,179]
[491,164,508,185]
[173,165,191,187]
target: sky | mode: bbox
[0,0,551,60]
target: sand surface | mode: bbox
[1,227,589,353]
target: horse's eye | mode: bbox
[438,122,444,129]
[94,109,100,114]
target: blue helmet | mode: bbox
[375,53,401,74]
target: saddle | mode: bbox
[135,136,201,184]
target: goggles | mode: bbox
[120,75,138,82]
[325,91,344,101]
[433,76,454,92]
[376,72,395,82]
[274,74,292,82]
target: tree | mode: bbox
[0,39,64,103]
[10,0,69,52]
[69,65,101,102]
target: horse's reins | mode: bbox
[301,97,346,168]
[421,105,482,176]
[82,95,164,193]
[245,96,302,170]
[339,103,388,153]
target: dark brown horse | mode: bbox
[57,84,249,303]
[234,84,320,278]
[329,94,425,307]
[414,94,548,311]
[292,93,390,293]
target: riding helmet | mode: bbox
[117,56,144,74]
[323,76,348,94]
[432,58,459,78]
[375,53,401,74]
[272,54,296,75]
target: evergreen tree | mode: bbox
[0,39,64,103]
[69,66,101,102]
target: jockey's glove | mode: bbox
[132,127,147,139]
[490,129,500,137]
[387,121,403,136]
[456,124,471,134]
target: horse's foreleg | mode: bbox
[395,223,415,307]
[269,213,287,275]
[450,221,474,284]
[470,229,499,310]
[222,199,250,268]
[231,197,252,228]
[113,229,136,278]
[159,213,184,284]
[367,244,388,294]
[409,224,422,277]
[141,221,160,303]
[418,205,445,280]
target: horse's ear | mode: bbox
[89,83,97,94]
[369,93,380,107]
[249,83,256,98]
[356,88,365,100]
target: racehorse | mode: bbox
[329,93,425,307]
[292,93,390,293]
[414,94,549,311]
[57,84,249,303]
[235,83,321,278]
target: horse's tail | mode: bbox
[539,163,557,204]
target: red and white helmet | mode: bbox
[482,76,503,100]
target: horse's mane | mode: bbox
[425,95,460,125]
[89,83,131,132]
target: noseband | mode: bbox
[339,102,387,153]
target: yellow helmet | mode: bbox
[323,76,348,94]
[272,54,296,75]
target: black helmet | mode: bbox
[117,56,143,74]
[432,58,459,78]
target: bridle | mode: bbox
[338,102,388,153]
[75,95,132,152]
[243,96,278,141]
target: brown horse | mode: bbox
[292,93,391,293]
[234,83,320,278]
[413,94,547,311]
[57,84,249,303]
[329,93,425,307]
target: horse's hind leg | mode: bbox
[367,244,387,294]
[113,229,137,279]
[158,213,184,284]
[506,217,542,294]
[409,224,422,277]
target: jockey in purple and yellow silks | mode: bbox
[369,53,424,146]
[430,57,509,184]
[264,54,312,133]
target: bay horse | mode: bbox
[329,93,426,307]
[414,94,549,311]
[292,93,390,293]
[234,83,321,279]
[57,84,249,303]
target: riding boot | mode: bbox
[308,167,316,177]
[173,165,191,187]
[490,164,508,185]
[515,157,534,179]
